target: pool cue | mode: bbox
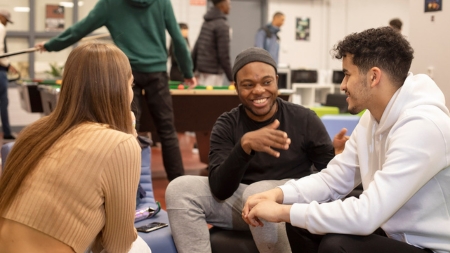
[0,33,111,59]
[0,48,38,59]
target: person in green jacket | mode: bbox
[36,0,196,181]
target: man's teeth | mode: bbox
[254,98,267,104]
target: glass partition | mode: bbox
[34,38,72,79]
[7,38,30,79]
[5,0,30,31]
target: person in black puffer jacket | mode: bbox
[192,0,232,86]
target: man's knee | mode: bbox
[165,176,209,206]
[242,180,283,202]
[318,234,349,253]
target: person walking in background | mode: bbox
[35,0,196,181]
[389,18,403,33]
[0,9,17,140]
[255,12,285,65]
[169,23,190,82]
[192,0,232,86]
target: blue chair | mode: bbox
[0,142,177,253]
[321,114,360,140]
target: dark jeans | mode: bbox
[286,223,433,253]
[0,70,12,136]
[132,71,184,181]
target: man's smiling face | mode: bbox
[236,61,278,122]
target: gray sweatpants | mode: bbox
[165,175,292,253]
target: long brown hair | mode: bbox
[0,42,133,215]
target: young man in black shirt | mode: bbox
[166,47,337,253]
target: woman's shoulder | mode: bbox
[57,123,141,168]
[69,123,137,147]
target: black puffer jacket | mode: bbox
[192,7,232,82]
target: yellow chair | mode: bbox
[310,106,340,118]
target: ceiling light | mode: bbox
[14,7,30,12]
[59,2,73,8]
[59,1,84,8]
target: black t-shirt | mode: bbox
[208,97,335,200]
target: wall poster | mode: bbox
[296,17,310,41]
[45,5,65,31]
[425,0,442,12]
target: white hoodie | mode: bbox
[279,73,450,252]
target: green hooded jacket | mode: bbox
[45,0,193,77]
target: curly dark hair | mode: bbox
[389,18,403,31]
[332,27,414,86]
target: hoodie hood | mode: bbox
[125,0,156,8]
[267,24,281,34]
[204,7,227,22]
[377,72,449,134]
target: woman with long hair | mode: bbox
[0,42,150,253]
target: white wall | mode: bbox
[268,0,410,72]
[408,0,450,108]
[0,0,29,32]
[269,0,327,69]
[329,0,409,70]
[171,1,206,48]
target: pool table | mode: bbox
[17,79,61,114]
[138,83,292,165]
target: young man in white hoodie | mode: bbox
[242,26,450,253]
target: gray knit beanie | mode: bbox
[232,47,277,82]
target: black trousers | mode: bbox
[286,223,433,253]
[132,71,184,181]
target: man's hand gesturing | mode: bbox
[241,119,291,157]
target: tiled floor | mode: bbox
[151,133,208,210]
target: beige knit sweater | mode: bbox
[3,123,141,253]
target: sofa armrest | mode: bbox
[1,142,15,176]
[136,146,158,210]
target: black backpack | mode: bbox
[260,25,280,40]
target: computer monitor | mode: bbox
[332,70,345,84]
[291,69,318,83]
